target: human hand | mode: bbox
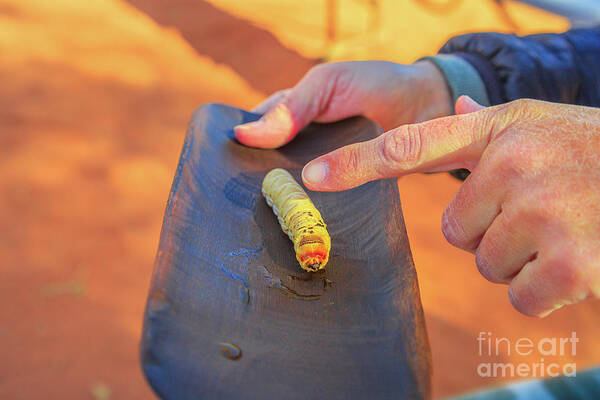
[302,96,600,317]
[234,60,451,148]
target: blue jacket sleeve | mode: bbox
[438,27,600,107]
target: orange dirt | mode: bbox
[0,0,597,399]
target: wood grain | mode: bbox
[140,104,431,399]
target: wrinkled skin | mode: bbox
[234,61,451,148]
[235,61,600,318]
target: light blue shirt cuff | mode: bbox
[419,54,490,112]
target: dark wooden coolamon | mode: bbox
[140,104,431,399]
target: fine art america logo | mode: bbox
[477,332,578,378]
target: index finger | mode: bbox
[301,109,492,191]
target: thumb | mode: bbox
[234,68,333,149]
[455,95,486,115]
[302,96,493,191]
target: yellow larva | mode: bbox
[262,168,331,272]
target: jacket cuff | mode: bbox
[419,54,491,111]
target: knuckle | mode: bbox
[501,98,534,120]
[381,124,423,169]
[441,206,466,248]
[303,63,343,115]
[475,245,504,283]
[343,146,361,172]
[277,88,291,99]
[546,255,583,294]
[501,154,529,181]
[510,98,532,111]
[508,286,538,317]
[534,193,560,221]
[513,188,559,224]
[475,242,506,283]
[307,62,333,79]
[486,99,535,139]
[484,141,541,183]
[266,90,290,108]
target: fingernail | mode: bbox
[303,161,328,185]
[540,303,565,318]
[234,119,264,132]
[441,211,457,243]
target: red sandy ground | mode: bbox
[1,0,598,399]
